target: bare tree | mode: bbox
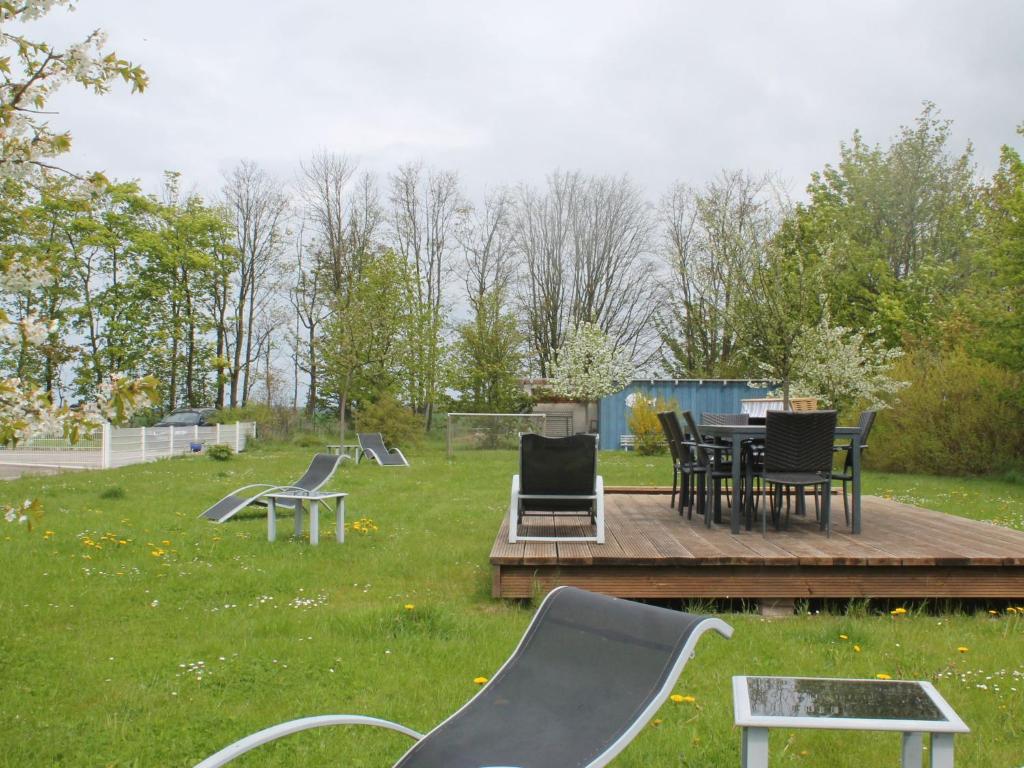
[457,188,516,309]
[299,152,356,296]
[221,160,289,407]
[388,161,465,428]
[511,172,657,376]
[656,170,788,377]
[288,220,328,415]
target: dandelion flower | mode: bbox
[839,634,848,640]
[669,694,684,703]
[876,673,892,680]
[958,646,969,653]
[651,718,663,727]
[890,607,907,616]
[404,604,415,611]
[473,676,488,685]
[853,644,861,653]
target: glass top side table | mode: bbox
[733,676,969,768]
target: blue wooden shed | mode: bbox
[597,379,772,451]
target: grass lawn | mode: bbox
[1,440,1022,767]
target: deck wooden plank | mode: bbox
[488,491,1024,599]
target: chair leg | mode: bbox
[842,478,850,526]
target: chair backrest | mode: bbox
[700,412,750,426]
[656,411,682,463]
[357,432,387,454]
[394,586,732,768]
[520,433,596,496]
[764,410,837,474]
[857,410,877,447]
[663,411,691,463]
[680,410,712,468]
[293,453,342,492]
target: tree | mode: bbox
[220,161,288,408]
[784,310,908,413]
[964,125,1024,376]
[388,162,464,428]
[448,292,525,412]
[319,250,410,439]
[799,103,977,345]
[732,223,828,406]
[548,321,634,428]
[512,172,657,376]
[656,171,786,376]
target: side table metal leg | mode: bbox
[741,727,768,768]
[901,732,923,767]
[336,497,345,543]
[267,498,276,542]
[309,500,320,545]
[929,733,954,768]
[294,500,304,539]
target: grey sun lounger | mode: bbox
[200,453,346,523]
[357,432,409,466]
[193,586,732,768]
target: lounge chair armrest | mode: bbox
[193,714,423,768]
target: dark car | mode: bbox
[154,408,217,428]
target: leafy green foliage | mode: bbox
[355,392,422,448]
[447,291,526,413]
[206,443,233,461]
[868,348,1024,474]
[626,393,675,455]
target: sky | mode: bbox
[28,0,1024,204]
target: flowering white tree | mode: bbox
[781,313,909,412]
[548,322,634,429]
[2,1,155,526]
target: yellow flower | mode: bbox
[162,540,171,546]
[1008,607,1017,614]
[890,607,907,616]
[838,634,848,640]
[853,644,861,652]
[680,695,696,703]
[669,694,694,703]
[404,604,415,611]
[957,646,969,653]
[473,676,488,685]
[651,718,663,727]
[150,548,165,557]
[876,673,892,680]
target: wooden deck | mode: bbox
[490,490,1024,600]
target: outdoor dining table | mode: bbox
[698,423,865,535]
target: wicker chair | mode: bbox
[681,410,734,526]
[657,411,686,510]
[661,411,697,518]
[832,411,876,526]
[763,410,838,535]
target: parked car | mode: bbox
[154,408,217,428]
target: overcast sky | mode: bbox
[31,0,1024,202]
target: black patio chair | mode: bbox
[832,410,876,526]
[200,453,346,523]
[661,411,698,518]
[657,411,687,510]
[510,433,603,543]
[762,410,838,535]
[681,410,733,526]
[192,586,733,768]
[357,432,410,466]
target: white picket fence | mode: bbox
[0,422,257,472]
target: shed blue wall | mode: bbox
[597,380,772,451]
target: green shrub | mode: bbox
[355,393,423,448]
[209,405,329,441]
[206,443,234,461]
[868,348,1024,475]
[98,486,126,500]
[626,393,676,455]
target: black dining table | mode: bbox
[698,424,864,535]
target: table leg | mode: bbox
[293,499,304,539]
[731,434,742,533]
[851,433,862,534]
[309,499,320,545]
[336,496,345,543]
[267,497,277,542]
[901,732,923,767]
[741,727,768,768]
[929,733,954,768]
